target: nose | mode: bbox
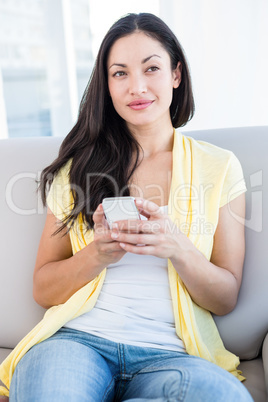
[129,73,147,96]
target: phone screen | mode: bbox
[102,197,140,227]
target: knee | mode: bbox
[187,370,253,402]
[162,371,186,399]
[162,369,253,402]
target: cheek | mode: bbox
[108,84,125,117]
[108,81,123,105]
[153,73,174,95]
[157,80,174,104]
[108,80,114,98]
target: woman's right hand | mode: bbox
[92,203,127,266]
[33,205,126,309]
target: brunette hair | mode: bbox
[40,12,195,232]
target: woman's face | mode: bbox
[107,31,181,131]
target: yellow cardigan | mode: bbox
[0,131,247,396]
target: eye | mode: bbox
[113,71,126,77]
[147,66,159,72]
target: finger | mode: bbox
[135,198,164,219]
[114,219,162,234]
[100,240,127,253]
[134,199,151,219]
[136,207,150,219]
[94,228,114,244]
[119,242,156,255]
[93,204,110,230]
[93,204,105,224]
[111,231,161,246]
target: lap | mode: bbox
[9,338,114,402]
[121,355,253,402]
[9,330,253,402]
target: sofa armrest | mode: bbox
[262,332,268,396]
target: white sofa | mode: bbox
[0,126,267,401]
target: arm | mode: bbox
[171,193,246,315]
[33,205,126,309]
[111,195,246,316]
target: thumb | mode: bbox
[93,204,108,228]
[135,198,164,220]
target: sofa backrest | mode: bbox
[0,127,267,360]
[0,137,62,348]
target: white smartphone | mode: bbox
[102,196,141,228]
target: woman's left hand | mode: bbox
[110,198,195,262]
[110,195,246,316]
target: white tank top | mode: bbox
[65,206,186,353]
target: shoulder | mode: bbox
[174,130,245,187]
[47,159,73,197]
[179,131,234,161]
[46,159,73,218]
[175,130,242,173]
[53,159,72,185]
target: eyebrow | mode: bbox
[109,54,161,69]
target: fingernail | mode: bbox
[111,232,119,239]
[136,199,142,205]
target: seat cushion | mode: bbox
[0,348,12,364]
[239,358,266,402]
[0,348,12,397]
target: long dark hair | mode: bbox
[40,12,195,232]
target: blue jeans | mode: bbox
[10,327,253,402]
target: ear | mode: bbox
[173,62,182,89]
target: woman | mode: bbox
[1,12,252,401]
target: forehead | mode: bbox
[107,31,170,64]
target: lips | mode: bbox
[128,99,154,110]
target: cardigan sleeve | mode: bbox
[46,160,73,222]
[219,152,247,208]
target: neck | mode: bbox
[129,122,175,158]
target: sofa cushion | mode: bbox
[0,348,10,399]
[239,358,266,402]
